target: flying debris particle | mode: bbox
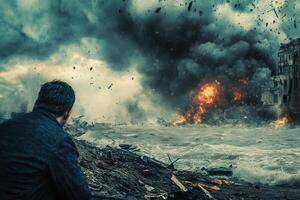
[108,83,113,90]
[294,20,297,29]
[266,23,268,27]
[199,11,203,16]
[90,67,93,71]
[187,1,193,12]
[73,66,76,70]
[132,77,134,80]
[273,8,278,18]
[155,7,161,13]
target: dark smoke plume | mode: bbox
[1,0,298,119]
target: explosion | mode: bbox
[192,81,221,124]
[274,115,289,126]
[173,81,221,125]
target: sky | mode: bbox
[0,0,299,123]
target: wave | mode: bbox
[234,165,300,187]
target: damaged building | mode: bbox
[262,38,300,114]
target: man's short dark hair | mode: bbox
[34,80,75,116]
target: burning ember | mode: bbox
[232,88,243,102]
[173,81,221,125]
[274,115,289,126]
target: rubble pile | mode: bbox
[64,116,94,137]
[75,139,300,200]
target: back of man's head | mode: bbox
[34,80,75,117]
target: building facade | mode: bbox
[263,38,300,113]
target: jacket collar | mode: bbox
[32,108,62,127]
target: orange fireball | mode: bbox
[173,81,221,125]
[192,81,221,124]
[193,82,221,106]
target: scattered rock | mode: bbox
[74,139,300,200]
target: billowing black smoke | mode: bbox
[94,0,278,110]
[2,0,297,120]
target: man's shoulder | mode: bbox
[0,113,29,130]
[1,111,70,147]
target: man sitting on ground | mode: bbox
[0,80,90,200]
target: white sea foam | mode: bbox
[234,165,300,187]
[81,124,300,186]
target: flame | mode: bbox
[192,81,221,124]
[173,113,187,125]
[232,88,243,102]
[275,115,289,126]
[173,81,221,125]
[193,82,220,106]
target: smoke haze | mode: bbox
[0,0,299,122]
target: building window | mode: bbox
[283,95,288,103]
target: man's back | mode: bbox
[0,109,90,200]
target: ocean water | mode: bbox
[79,124,300,187]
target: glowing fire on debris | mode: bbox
[232,88,243,102]
[275,115,289,126]
[173,113,188,125]
[173,81,221,125]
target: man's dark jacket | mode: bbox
[0,109,90,200]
